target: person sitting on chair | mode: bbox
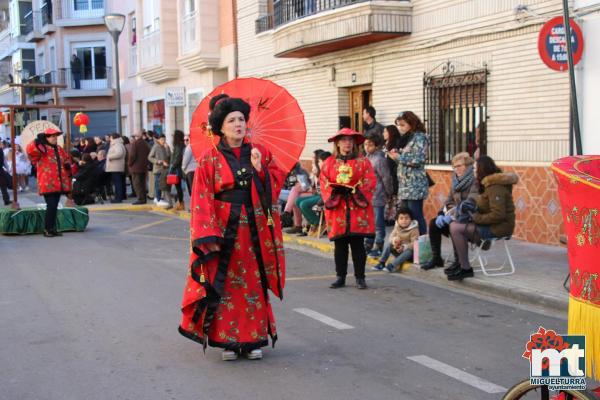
[447,155,518,281]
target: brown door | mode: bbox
[349,85,372,132]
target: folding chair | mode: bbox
[471,236,516,276]
[316,210,326,239]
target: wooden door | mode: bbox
[348,85,372,132]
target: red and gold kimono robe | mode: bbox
[319,155,376,240]
[179,139,286,351]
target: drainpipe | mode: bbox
[232,0,239,78]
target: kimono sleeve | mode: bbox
[26,141,43,166]
[262,145,287,199]
[360,158,377,203]
[190,152,223,260]
[319,158,334,203]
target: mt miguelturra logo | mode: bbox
[522,327,586,391]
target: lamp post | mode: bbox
[104,13,126,135]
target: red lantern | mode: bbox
[0,113,5,124]
[73,112,89,134]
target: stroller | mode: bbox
[72,161,109,205]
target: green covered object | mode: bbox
[0,207,89,235]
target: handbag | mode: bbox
[166,172,180,185]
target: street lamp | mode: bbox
[105,13,126,135]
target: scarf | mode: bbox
[452,164,475,193]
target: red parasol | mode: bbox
[189,77,306,173]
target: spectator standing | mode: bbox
[320,128,376,290]
[0,145,11,205]
[8,144,31,191]
[105,133,126,203]
[388,111,429,235]
[128,131,151,204]
[362,106,384,142]
[168,130,186,210]
[383,124,404,224]
[145,130,156,199]
[148,134,171,206]
[182,135,197,196]
[70,54,82,89]
[363,133,394,257]
[94,136,108,152]
[448,156,518,280]
[421,152,478,271]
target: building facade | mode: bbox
[237,0,580,245]
[113,0,236,142]
[0,0,119,139]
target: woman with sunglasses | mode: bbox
[26,128,73,237]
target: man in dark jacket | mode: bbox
[0,147,12,205]
[363,106,384,142]
[128,131,151,204]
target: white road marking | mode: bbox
[407,355,507,394]
[293,308,354,330]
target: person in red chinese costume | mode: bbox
[320,128,376,290]
[26,128,72,237]
[179,97,287,361]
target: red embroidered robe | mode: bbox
[179,139,286,351]
[26,141,72,194]
[320,155,376,240]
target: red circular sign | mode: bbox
[538,16,584,71]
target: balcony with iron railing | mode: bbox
[259,0,412,57]
[40,2,56,33]
[55,0,105,25]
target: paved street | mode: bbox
[1,210,568,400]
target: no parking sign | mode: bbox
[538,16,584,72]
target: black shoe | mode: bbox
[356,278,367,289]
[52,230,63,237]
[421,257,444,270]
[447,268,474,281]
[444,261,461,275]
[132,200,147,205]
[296,231,308,237]
[329,277,346,289]
[481,239,492,251]
[43,230,56,237]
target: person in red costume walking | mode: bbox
[179,97,287,361]
[320,128,376,289]
[26,128,72,237]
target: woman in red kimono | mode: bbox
[26,128,72,237]
[179,97,287,361]
[320,128,376,290]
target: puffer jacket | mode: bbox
[472,172,519,237]
[396,131,429,200]
[366,149,394,207]
[105,137,126,173]
[388,220,420,251]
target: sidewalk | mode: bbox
[283,228,569,312]
[9,189,569,313]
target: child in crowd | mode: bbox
[373,207,419,272]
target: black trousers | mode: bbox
[428,217,457,261]
[185,171,194,196]
[1,183,9,204]
[44,193,61,232]
[334,236,367,279]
